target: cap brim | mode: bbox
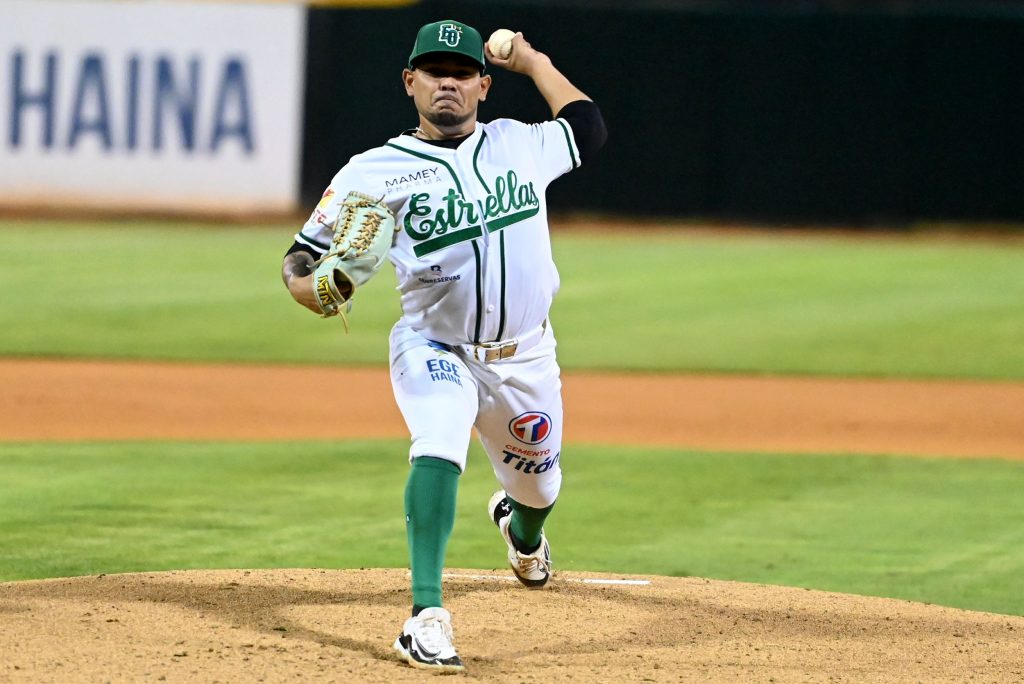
[409,51,485,72]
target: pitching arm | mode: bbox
[485,33,590,117]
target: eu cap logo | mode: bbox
[438,23,462,47]
[408,19,485,71]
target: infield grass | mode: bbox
[0,220,1022,378]
[2,440,1022,617]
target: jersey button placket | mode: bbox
[467,161,496,338]
[454,152,489,344]
[477,199,501,337]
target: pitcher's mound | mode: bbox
[1,568,1021,682]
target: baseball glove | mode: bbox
[312,191,397,322]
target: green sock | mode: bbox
[508,496,554,553]
[404,456,460,609]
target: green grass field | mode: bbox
[2,441,1022,616]
[1,219,1022,616]
[0,220,1021,377]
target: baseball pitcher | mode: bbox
[281,19,606,672]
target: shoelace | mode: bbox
[415,615,455,654]
[515,546,551,575]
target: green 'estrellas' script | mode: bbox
[405,170,540,257]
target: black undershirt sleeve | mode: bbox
[556,100,608,165]
[286,241,321,259]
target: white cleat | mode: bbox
[487,489,552,588]
[393,606,465,672]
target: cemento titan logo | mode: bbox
[438,24,462,47]
[509,412,552,445]
[501,450,560,475]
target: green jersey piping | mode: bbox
[385,142,463,194]
[555,118,579,169]
[471,131,508,342]
[472,132,490,192]
[471,240,483,344]
[496,231,507,341]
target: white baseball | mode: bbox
[488,29,516,60]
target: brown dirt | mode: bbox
[2,569,1023,683]
[2,358,1022,459]
[3,358,1024,682]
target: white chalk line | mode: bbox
[439,572,650,586]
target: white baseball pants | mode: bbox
[389,320,563,508]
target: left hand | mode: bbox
[282,251,322,314]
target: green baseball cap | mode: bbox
[408,19,485,72]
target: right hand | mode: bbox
[282,251,322,314]
[484,33,552,77]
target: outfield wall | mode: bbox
[0,0,306,213]
[302,1,1024,224]
[3,0,1021,223]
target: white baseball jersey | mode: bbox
[295,117,581,345]
[296,117,581,508]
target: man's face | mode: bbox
[403,56,491,129]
